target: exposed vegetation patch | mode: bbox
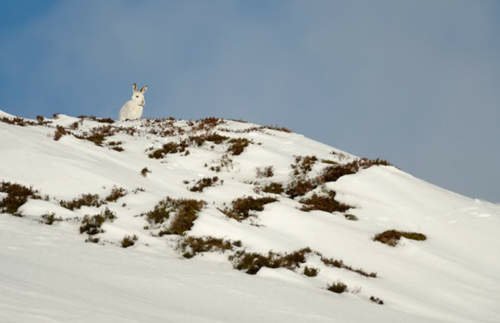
[148,141,188,159]
[285,179,318,198]
[261,182,284,194]
[189,177,220,192]
[189,132,229,146]
[191,117,224,131]
[78,115,115,124]
[373,230,427,247]
[300,191,352,213]
[327,281,348,294]
[227,138,251,155]
[79,208,116,235]
[144,197,205,236]
[105,187,127,203]
[229,248,312,275]
[292,155,318,177]
[141,167,151,177]
[321,158,391,183]
[320,255,377,278]
[209,154,233,172]
[74,125,115,147]
[222,196,277,221]
[178,236,242,258]
[121,234,138,248]
[256,166,274,178]
[370,296,384,305]
[303,266,319,277]
[53,125,68,141]
[107,141,124,152]
[40,212,62,225]
[60,194,103,210]
[0,116,37,127]
[0,182,41,215]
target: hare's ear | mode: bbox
[132,83,138,92]
[140,85,148,93]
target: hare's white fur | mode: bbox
[119,83,148,121]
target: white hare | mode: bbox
[119,83,148,121]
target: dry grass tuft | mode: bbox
[327,282,347,294]
[230,248,312,275]
[178,236,242,258]
[300,191,352,213]
[373,230,427,247]
[190,177,220,192]
[0,182,41,215]
[222,196,277,221]
[60,194,103,210]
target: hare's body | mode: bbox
[119,101,143,121]
[118,83,148,121]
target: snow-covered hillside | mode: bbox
[1,111,499,323]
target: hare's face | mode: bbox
[131,83,148,107]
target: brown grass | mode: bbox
[373,230,427,247]
[53,125,68,141]
[148,141,188,159]
[0,182,41,215]
[227,138,251,155]
[256,166,274,178]
[327,282,347,294]
[222,196,277,221]
[230,248,312,275]
[303,266,319,277]
[60,194,103,210]
[190,177,219,192]
[40,213,62,225]
[300,191,352,213]
[145,197,205,235]
[105,187,127,202]
[292,155,318,176]
[320,255,377,278]
[121,234,138,248]
[261,182,284,194]
[285,179,318,198]
[0,116,37,126]
[189,132,229,146]
[79,208,116,235]
[178,236,242,258]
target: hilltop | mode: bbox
[1,111,499,323]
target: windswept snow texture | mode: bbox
[1,112,499,323]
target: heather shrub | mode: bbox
[0,182,41,215]
[227,138,251,155]
[222,196,277,221]
[178,236,241,258]
[190,177,220,192]
[60,194,103,210]
[327,282,347,294]
[40,212,62,225]
[256,166,274,178]
[121,234,138,248]
[300,191,352,213]
[230,248,312,275]
[105,186,127,202]
[303,266,319,277]
[373,230,427,247]
[261,182,284,194]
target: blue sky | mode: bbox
[1,0,500,202]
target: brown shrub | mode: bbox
[148,141,188,159]
[60,194,103,210]
[303,266,319,277]
[189,132,228,146]
[327,282,347,294]
[192,117,223,131]
[78,115,114,124]
[230,248,312,275]
[40,213,62,225]
[370,296,384,305]
[262,182,284,194]
[300,191,352,213]
[160,199,205,236]
[141,167,151,177]
[53,125,68,141]
[178,236,241,258]
[190,177,219,192]
[222,196,277,221]
[292,155,318,176]
[121,234,138,248]
[373,230,427,247]
[320,255,377,278]
[285,179,318,198]
[0,116,36,126]
[79,208,116,235]
[256,166,274,178]
[145,197,205,235]
[105,187,127,202]
[227,138,251,155]
[0,182,41,215]
[321,158,392,183]
[74,125,115,146]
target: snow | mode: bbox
[1,113,499,323]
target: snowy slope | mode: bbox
[1,111,499,323]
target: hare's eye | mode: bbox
[136,95,139,98]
